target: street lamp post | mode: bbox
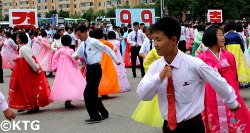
[160,0,163,18]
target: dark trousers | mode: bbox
[84,64,108,120]
[178,40,187,53]
[0,55,3,83]
[130,46,145,77]
[163,114,205,133]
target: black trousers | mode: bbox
[178,40,187,53]
[163,114,205,133]
[130,46,145,77]
[0,55,3,83]
[84,63,108,120]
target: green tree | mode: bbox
[70,12,82,19]
[82,8,94,21]
[46,10,58,18]
[3,15,9,21]
[106,8,115,18]
[94,10,106,18]
[58,9,70,18]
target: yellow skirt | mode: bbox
[226,44,250,82]
[131,96,164,127]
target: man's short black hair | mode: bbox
[226,20,236,31]
[107,31,116,39]
[61,35,71,46]
[75,24,88,33]
[140,23,145,26]
[151,17,181,41]
[202,25,223,47]
[133,22,139,26]
[5,32,11,38]
[93,28,103,39]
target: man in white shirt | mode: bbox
[0,91,16,120]
[137,17,240,133]
[127,22,145,78]
[74,24,120,124]
[139,26,154,58]
[178,24,187,53]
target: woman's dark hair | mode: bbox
[61,35,71,46]
[5,32,12,38]
[17,32,28,44]
[107,31,116,39]
[41,31,47,37]
[152,17,181,41]
[197,25,205,32]
[89,30,95,38]
[53,33,60,39]
[236,23,243,32]
[225,20,236,31]
[93,28,103,39]
[202,25,223,47]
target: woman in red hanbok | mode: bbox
[8,32,51,113]
[199,25,250,133]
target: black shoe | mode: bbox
[65,102,76,109]
[27,107,39,114]
[101,115,109,120]
[101,95,109,99]
[85,118,102,124]
[17,110,26,112]
[133,75,136,78]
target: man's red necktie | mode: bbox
[167,66,177,131]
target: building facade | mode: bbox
[2,0,154,17]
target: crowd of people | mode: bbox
[0,17,250,132]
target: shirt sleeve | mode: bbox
[139,41,147,55]
[197,60,238,109]
[137,62,162,101]
[9,39,18,50]
[127,32,136,47]
[20,47,39,72]
[73,42,84,58]
[95,41,120,64]
[0,91,8,111]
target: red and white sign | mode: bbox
[207,10,223,23]
[116,9,155,26]
[9,9,38,28]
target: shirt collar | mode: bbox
[85,36,91,44]
[163,50,183,69]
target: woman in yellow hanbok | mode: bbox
[131,48,164,127]
[225,21,250,84]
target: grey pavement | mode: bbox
[0,69,250,133]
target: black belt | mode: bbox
[87,63,100,67]
[164,114,202,126]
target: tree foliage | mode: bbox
[58,9,70,18]
[83,8,95,21]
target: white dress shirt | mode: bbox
[137,51,238,123]
[139,37,154,56]
[0,91,8,111]
[127,30,145,46]
[74,36,119,65]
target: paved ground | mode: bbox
[0,69,250,133]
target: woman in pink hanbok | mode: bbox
[199,25,250,133]
[36,31,53,76]
[31,31,41,57]
[108,31,131,92]
[1,32,18,69]
[50,35,86,108]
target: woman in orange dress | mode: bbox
[93,28,120,96]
